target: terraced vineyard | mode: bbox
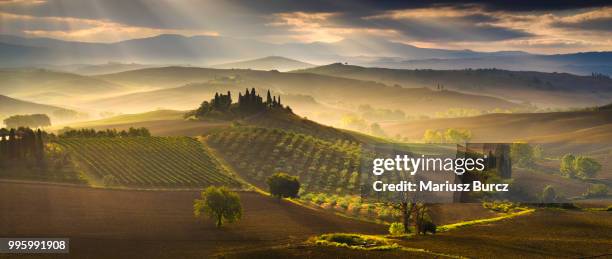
[206,127,403,196]
[56,137,240,188]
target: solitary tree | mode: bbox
[560,154,576,178]
[574,156,601,179]
[194,186,242,227]
[266,172,300,199]
[510,142,535,168]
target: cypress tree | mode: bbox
[266,90,272,106]
[214,92,220,108]
[35,129,45,167]
[8,129,16,159]
[0,128,7,162]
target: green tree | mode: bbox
[560,154,576,178]
[194,186,242,227]
[533,145,544,160]
[574,156,601,179]
[389,222,408,235]
[266,172,300,199]
[540,185,557,203]
[510,142,535,168]
[444,128,471,143]
[423,129,444,143]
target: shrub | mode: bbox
[482,200,520,213]
[388,222,408,235]
[266,172,300,199]
[418,219,437,235]
[561,154,601,179]
[560,154,576,178]
[540,185,557,203]
[313,233,394,250]
[574,156,601,179]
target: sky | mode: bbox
[1,0,611,54]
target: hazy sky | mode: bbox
[1,0,611,54]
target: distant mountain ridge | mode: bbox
[1,34,610,75]
[295,63,612,108]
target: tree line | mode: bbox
[4,114,51,129]
[0,127,46,168]
[58,127,151,138]
[187,88,290,119]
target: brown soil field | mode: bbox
[220,245,435,258]
[228,209,612,259]
[402,209,612,258]
[0,182,386,258]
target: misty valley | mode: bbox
[1,2,611,257]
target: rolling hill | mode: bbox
[383,108,612,142]
[382,106,612,163]
[205,126,364,195]
[212,56,314,71]
[50,62,156,75]
[0,94,68,118]
[365,52,612,77]
[295,63,612,108]
[93,67,523,116]
[67,102,353,140]
[0,69,127,105]
[65,109,186,127]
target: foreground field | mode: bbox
[225,209,612,259]
[401,209,612,258]
[0,182,386,258]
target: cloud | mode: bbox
[551,7,612,32]
[360,7,532,42]
[0,11,218,42]
[0,0,45,5]
[0,0,611,53]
